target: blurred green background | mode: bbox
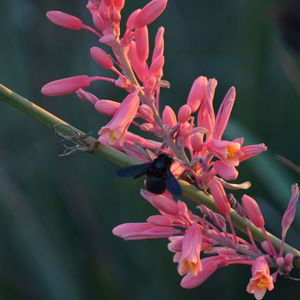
[0,0,300,299]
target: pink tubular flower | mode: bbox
[239,144,267,162]
[135,26,149,62]
[208,178,230,215]
[246,256,274,300]
[178,104,192,123]
[213,86,236,140]
[112,222,180,240]
[213,160,238,181]
[186,76,208,112]
[94,99,120,116]
[135,0,168,28]
[180,256,227,289]
[41,75,91,96]
[177,223,202,276]
[281,183,299,239]
[46,11,83,30]
[98,90,140,147]
[241,194,265,228]
[162,105,177,128]
[207,139,241,166]
[90,47,113,69]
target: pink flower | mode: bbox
[90,47,114,69]
[177,223,203,276]
[246,256,274,300]
[135,26,149,61]
[135,0,168,28]
[208,178,230,215]
[98,90,140,147]
[180,256,227,289]
[213,160,238,180]
[41,75,91,96]
[112,222,180,240]
[242,194,265,228]
[46,11,83,30]
[186,76,208,112]
[213,86,236,140]
[207,139,241,166]
[281,183,299,240]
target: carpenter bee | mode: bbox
[116,154,182,196]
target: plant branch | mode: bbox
[1,83,300,268]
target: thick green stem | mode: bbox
[1,83,300,268]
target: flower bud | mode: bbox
[242,194,265,228]
[208,179,230,215]
[187,76,208,112]
[90,47,113,69]
[178,104,191,123]
[135,0,168,28]
[46,11,83,30]
[94,100,120,116]
[135,26,149,61]
[162,105,177,128]
[41,75,90,96]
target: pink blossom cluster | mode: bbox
[41,1,300,299]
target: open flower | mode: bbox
[246,256,274,300]
[98,90,140,147]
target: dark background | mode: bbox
[0,0,300,299]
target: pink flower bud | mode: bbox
[141,190,179,215]
[114,0,125,10]
[281,183,299,239]
[150,55,164,76]
[178,104,191,123]
[135,26,149,61]
[213,160,238,181]
[90,47,113,69]
[41,75,90,96]
[208,179,230,215]
[76,89,99,105]
[187,76,208,112]
[46,11,83,30]
[162,105,177,128]
[137,104,154,122]
[128,41,148,82]
[126,9,141,30]
[190,132,203,152]
[147,215,173,226]
[99,34,116,46]
[242,194,265,228]
[152,27,165,61]
[94,100,120,116]
[112,222,180,240]
[213,86,236,140]
[135,0,168,28]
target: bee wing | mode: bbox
[116,162,152,178]
[166,170,182,196]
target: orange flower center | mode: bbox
[257,277,268,289]
[227,143,239,159]
[108,130,117,142]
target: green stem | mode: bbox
[1,83,300,268]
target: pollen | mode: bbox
[256,277,268,289]
[109,130,117,142]
[227,143,239,159]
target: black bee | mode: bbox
[116,154,181,196]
